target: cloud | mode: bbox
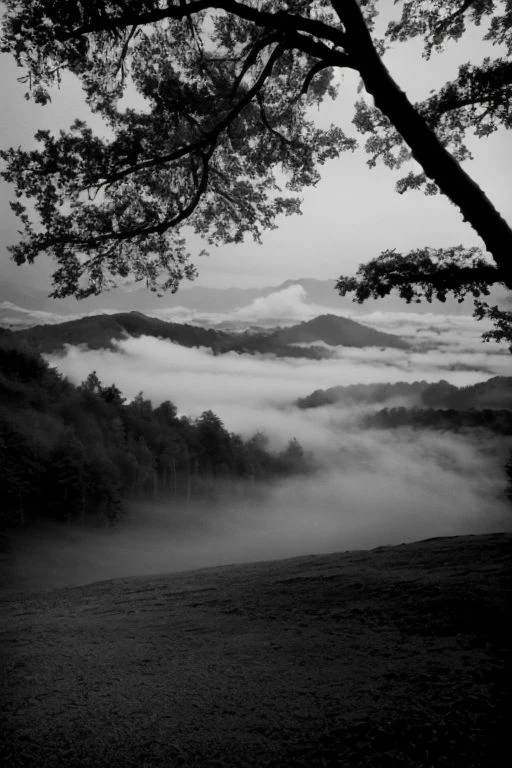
[6,407,510,591]
[0,301,123,329]
[33,310,511,590]
[48,325,511,436]
[230,284,315,324]
[147,285,334,328]
[144,297,511,379]
[0,302,70,328]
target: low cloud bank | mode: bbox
[148,284,326,328]
[6,425,509,592]
[1,317,498,591]
[48,326,510,434]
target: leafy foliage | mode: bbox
[0,0,357,297]
[473,301,512,352]
[336,246,500,304]
[1,0,511,305]
[336,246,512,347]
[296,376,512,411]
[0,334,310,528]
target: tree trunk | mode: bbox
[333,0,512,288]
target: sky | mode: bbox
[0,5,511,295]
[0,6,510,590]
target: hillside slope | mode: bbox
[297,376,512,410]
[14,311,233,353]
[13,311,408,356]
[1,533,509,767]
[268,313,409,349]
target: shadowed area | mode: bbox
[1,533,510,767]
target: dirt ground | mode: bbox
[1,532,510,767]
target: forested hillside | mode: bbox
[13,312,408,357]
[0,335,309,529]
[267,314,409,349]
[298,377,512,411]
[363,407,512,435]
[295,375,512,496]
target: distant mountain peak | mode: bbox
[12,310,408,356]
[269,312,409,350]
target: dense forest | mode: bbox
[297,378,512,411]
[0,334,310,529]
[362,407,512,435]
[2,330,511,532]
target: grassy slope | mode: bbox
[1,533,510,767]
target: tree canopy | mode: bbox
[0,334,312,527]
[1,1,511,335]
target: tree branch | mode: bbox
[430,0,474,41]
[71,0,347,50]
[93,40,285,190]
[300,61,334,95]
[336,247,502,304]
[256,92,294,146]
[114,24,138,81]
[230,32,281,97]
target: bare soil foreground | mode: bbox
[1,533,510,767]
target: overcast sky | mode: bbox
[0,9,511,293]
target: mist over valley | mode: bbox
[2,282,510,592]
[1,1,511,761]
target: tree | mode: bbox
[196,409,234,474]
[80,370,103,396]
[1,1,511,332]
[45,429,87,521]
[278,436,310,474]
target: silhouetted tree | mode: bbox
[1,1,510,342]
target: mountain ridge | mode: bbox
[12,310,409,357]
[268,313,409,349]
[297,376,512,411]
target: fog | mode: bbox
[50,319,510,441]
[4,302,510,592]
[6,425,510,592]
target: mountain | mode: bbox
[266,314,409,349]
[297,376,512,411]
[13,312,233,354]
[13,311,409,357]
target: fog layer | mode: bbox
[7,306,509,591]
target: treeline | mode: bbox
[0,336,310,528]
[362,407,512,435]
[365,406,512,501]
[297,377,512,411]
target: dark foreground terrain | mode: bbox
[1,533,510,767]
